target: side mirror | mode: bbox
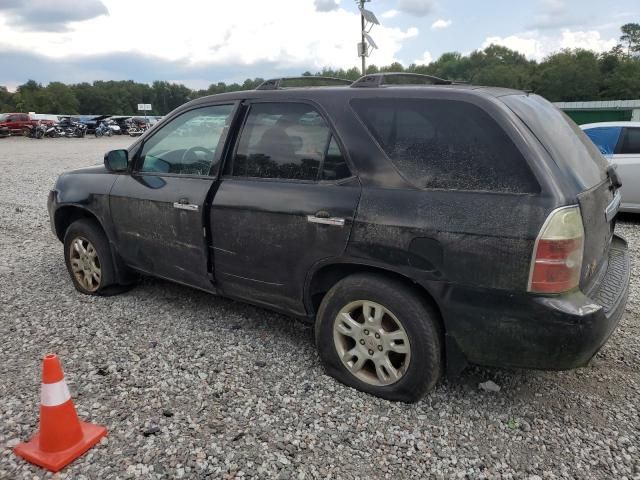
[104,149,129,172]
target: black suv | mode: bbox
[48,74,630,402]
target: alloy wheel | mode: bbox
[333,300,411,386]
[69,236,102,292]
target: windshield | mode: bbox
[502,94,607,190]
[0,114,9,122]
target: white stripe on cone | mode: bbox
[41,379,71,407]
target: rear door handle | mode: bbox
[307,211,345,226]
[173,198,199,211]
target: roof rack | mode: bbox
[350,72,452,88]
[256,76,353,90]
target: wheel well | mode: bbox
[308,263,443,323]
[53,207,102,241]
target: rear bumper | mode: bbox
[445,235,630,370]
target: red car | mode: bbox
[0,113,55,136]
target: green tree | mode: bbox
[534,49,600,102]
[41,82,79,114]
[0,86,15,111]
[601,58,640,99]
[620,23,640,57]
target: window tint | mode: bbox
[583,127,623,156]
[233,103,349,181]
[619,128,640,154]
[351,98,538,193]
[503,95,607,190]
[140,105,233,176]
[321,136,351,180]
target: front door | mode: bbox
[110,103,236,291]
[211,101,361,315]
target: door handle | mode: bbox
[173,198,199,211]
[307,211,345,226]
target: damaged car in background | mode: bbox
[48,73,630,402]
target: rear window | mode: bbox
[350,98,538,193]
[502,94,607,189]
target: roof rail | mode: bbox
[256,76,353,90]
[350,72,452,88]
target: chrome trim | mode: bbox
[307,215,345,226]
[173,202,199,211]
[605,191,621,223]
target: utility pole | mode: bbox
[360,0,366,75]
[357,0,379,76]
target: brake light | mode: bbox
[528,206,584,294]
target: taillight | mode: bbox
[528,206,584,294]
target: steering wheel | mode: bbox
[181,146,212,164]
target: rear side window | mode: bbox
[619,128,640,154]
[503,94,607,190]
[350,98,538,193]
[233,103,350,181]
[583,127,622,156]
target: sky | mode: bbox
[0,0,637,90]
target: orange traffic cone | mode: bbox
[14,353,107,472]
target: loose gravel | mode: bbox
[0,136,639,479]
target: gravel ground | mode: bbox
[0,136,639,479]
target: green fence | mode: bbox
[564,109,632,125]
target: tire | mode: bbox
[95,130,102,138]
[315,273,443,402]
[22,127,31,137]
[63,219,119,296]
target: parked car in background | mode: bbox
[581,122,640,213]
[0,113,56,136]
[48,74,629,402]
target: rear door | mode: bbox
[614,127,640,209]
[210,101,360,315]
[110,103,236,291]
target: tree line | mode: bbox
[1,23,638,116]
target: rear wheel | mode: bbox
[315,273,442,402]
[63,219,118,295]
[22,127,31,137]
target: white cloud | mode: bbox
[381,9,399,19]
[314,0,339,12]
[431,19,451,30]
[482,29,617,61]
[0,0,419,73]
[397,0,436,17]
[413,50,433,65]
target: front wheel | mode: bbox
[22,127,31,137]
[63,219,117,295]
[315,273,443,402]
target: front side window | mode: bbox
[619,128,640,154]
[139,105,234,176]
[232,103,350,181]
[351,98,539,193]
[583,127,623,156]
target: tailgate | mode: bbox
[577,179,618,291]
